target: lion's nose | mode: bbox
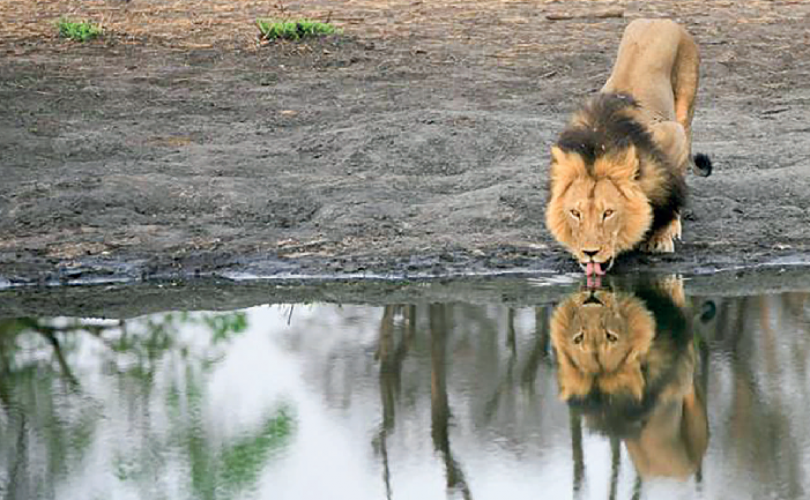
[582,249,599,258]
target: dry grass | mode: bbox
[0,0,805,51]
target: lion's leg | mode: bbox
[672,27,700,146]
[640,214,681,254]
[649,121,690,176]
[656,274,687,309]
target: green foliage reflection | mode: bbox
[0,310,294,500]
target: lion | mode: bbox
[550,278,709,479]
[545,19,712,276]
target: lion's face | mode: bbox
[550,289,655,400]
[546,146,653,271]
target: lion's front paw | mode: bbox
[641,235,676,253]
[641,216,681,254]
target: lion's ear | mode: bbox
[557,357,594,400]
[550,145,568,166]
[550,145,587,187]
[596,144,639,180]
[622,296,655,362]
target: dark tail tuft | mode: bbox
[693,153,712,177]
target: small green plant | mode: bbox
[57,19,103,42]
[256,18,339,41]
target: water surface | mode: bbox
[1,275,809,500]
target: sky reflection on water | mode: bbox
[1,277,810,500]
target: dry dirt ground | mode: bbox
[2,0,810,286]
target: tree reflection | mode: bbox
[372,304,475,499]
[4,282,810,499]
[692,290,810,499]
[429,304,472,500]
[374,305,415,500]
[0,311,292,500]
[276,284,810,499]
[0,318,103,500]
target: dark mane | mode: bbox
[554,92,687,236]
[556,93,654,165]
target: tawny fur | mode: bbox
[549,278,709,479]
[550,289,655,400]
[546,19,703,268]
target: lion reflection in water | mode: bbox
[550,279,709,479]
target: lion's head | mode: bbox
[550,288,655,401]
[546,145,653,274]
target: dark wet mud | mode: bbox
[0,266,808,320]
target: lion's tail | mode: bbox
[692,153,712,177]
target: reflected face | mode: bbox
[550,289,655,400]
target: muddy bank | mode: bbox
[2,266,810,319]
[2,0,810,287]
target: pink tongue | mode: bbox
[585,261,605,277]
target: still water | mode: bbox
[1,276,810,500]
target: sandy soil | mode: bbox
[2,0,810,286]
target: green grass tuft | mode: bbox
[256,19,339,41]
[57,19,103,42]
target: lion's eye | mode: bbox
[573,332,584,345]
[603,209,614,220]
[570,209,581,219]
[606,331,618,343]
